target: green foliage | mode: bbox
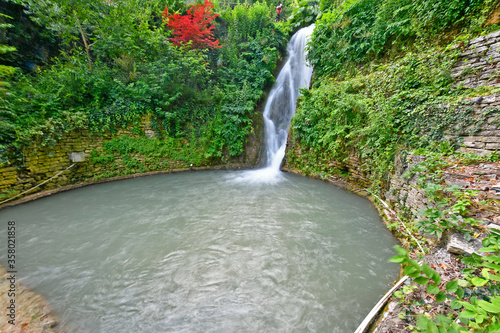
[222,2,273,44]
[292,45,489,181]
[2,0,288,165]
[415,186,479,240]
[390,245,443,296]
[204,2,286,156]
[87,135,211,178]
[388,151,500,332]
[307,0,496,78]
[100,136,207,165]
[306,0,379,77]
[0,13,18,162]
[287,0,321,30]
[413,231,500,332]
[292,34,500,183]
[218,82,258,156]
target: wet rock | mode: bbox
[42,320,57,328]
[488,223,500,231]
[446,232,484,256]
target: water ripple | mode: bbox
[0,171,398,332]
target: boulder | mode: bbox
[446,232,483,256]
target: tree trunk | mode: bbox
[75,14,93,74]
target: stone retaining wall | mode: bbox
[458,95,500,155]
[0,128,134,202]
[448,30,500,155]
[377,30,500,218]
[385,154,429,218]
[451,30,500,89]
[0,114,263,204]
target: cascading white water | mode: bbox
[264,25,314,169]
[234,25,314,183]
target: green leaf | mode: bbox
[482,262,500,271]
[423,263,435,278]
[445,185,461,192]
[486,320,500,332]
[471,277,488,287]
[482,268,491,279]
[435,291,446,302]
[479,246,498,253]
[446,280,458,293]
[457,279,470,288]
[459,301,487,315]
[431,270,441,284]
[451,299,463,310]
[459,309,477,319]
[435,314,452,326]
[422,263,441,284]
[389,255,405,263]
[409,259,423,270]
[484,254,500,263]
[456,286,464,299]
[418,315,439,333]
[404,265,421,277]
[427,284,440,294]
[490,296,500,307]
[414,276,429,285]
[477,300,500,314]
[394,245,408,257]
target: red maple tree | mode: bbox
[162,0,222,49]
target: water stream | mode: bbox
[0,25,399,332]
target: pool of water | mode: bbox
[0,170,398,332]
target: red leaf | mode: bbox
[163,0,223,49]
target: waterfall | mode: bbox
[263,24,314,170]
[235,25,314,183]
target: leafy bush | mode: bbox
[2,0,288,164]
[287,0,321,31]
[221,1,272,44]
[307,0,496,78]
[291,44,498,181]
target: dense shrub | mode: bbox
[0,0,288,164]
[292,45,499,179]
[307,0,497,78]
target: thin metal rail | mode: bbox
[0,164,75,206]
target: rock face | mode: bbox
[485,4,500,26]
[0,266,63,333]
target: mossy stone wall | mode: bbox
[0,113,263,204]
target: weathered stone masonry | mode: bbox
[452,30,500,90]
[0,112,263,204]
[448,30,500,155]
[387,30,500,221]
[0,128,134,202]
